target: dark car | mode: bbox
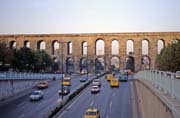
[119,73,128,81]
[80,76,88,82]
[59,86,70,95]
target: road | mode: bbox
[0,73,95,118]
[57,74,135,118]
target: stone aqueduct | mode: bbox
[0,32,180,72]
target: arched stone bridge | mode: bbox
[0,32,180,72]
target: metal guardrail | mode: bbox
[135,70,180,101]
[0,71,62,80]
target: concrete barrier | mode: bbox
[135,79,174,118]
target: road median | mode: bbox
[48,73,105,118]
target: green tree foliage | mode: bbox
[0,41,53,72]
[12,47,35,71]
[0,41,14,71]
[33,50,52,72]
[156,40,180,72]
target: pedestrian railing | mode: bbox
[0,71,62,80]
[135,70,180,101]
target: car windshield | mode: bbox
[86,111,97,115]
[40,82,47,84]
[93,79,100,82]
[63,86,69,89]
[112,80,117,82]
[92,86,98,89]
[63,80,70,82]
[176,71,180,74]
[32,91,40,95]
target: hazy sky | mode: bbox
[0,0,180,34]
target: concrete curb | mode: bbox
[135,78,180,118]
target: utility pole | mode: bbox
[84,45,89,80]
[86,45,89,80]
[59,42,67,100]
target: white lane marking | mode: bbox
[67,87,89,109]
[59,86,91,117]
[109,101,112,108]
[57,110,67,118]
[18,114,24,118]
[113,92,115,97]
[90,101,94,106]
[17,102,26,108]
[38,100,47,106]
[106,115,109,118]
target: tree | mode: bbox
[156,40,180,72]
[12,47,35,71]
[0,41,14,71]
[34,50,52,72]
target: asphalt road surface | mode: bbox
[57,74,136,118]
[0,73,95,118]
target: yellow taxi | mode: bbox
[105,74,113,81]
[62,77,71,86]
[110,78,119,87]
[37,81,48,89]
[84,108,100,118]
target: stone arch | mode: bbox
[37,40,46,50]
[111,39,119,55]
[24,40,30,48]
[142,39,149,55]
[141,55,151,70]
[51,40,60,55]
[82,41,87,55]
[157,39,165,54]
[67,42,72,55]
[9,40,16,49]
[66,57,74,74]
[110,56,120,72]
[126,39,134,55]
[95,39,105,55]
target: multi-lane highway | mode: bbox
[0,74,95,118]
[57,74,137,118]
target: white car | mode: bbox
[176,71,180,79]
[92,79,101,87]
[81,70,88,74]
[30,90,44,101]
[91,86,100,93]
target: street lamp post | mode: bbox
[59,42,67,100]
[84,45,89,80]
[87,49,88,80]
